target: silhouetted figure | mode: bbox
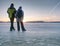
[7,3,16,31]
[16,6,26,31]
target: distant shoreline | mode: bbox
[26,21,60,23]
[0,21,60,23]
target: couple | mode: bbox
[7,3,26,31]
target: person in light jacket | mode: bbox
[16,6,26,31]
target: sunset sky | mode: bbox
[0,0,60,22]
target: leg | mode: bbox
[21,21,26,31]
[10,18,15,31]
[17,21,20,31]
[10,19,13,31]
[12,18,15,30]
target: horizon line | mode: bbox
[0,20,60,23]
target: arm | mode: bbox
[7,8,10,18]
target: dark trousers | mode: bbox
[17,21,25,31]
[10,18,15,31]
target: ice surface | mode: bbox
[0,23,60,46]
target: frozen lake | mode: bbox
[0,23,60,46]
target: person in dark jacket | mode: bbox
[7,3,16,31]
[16,6,26,31]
